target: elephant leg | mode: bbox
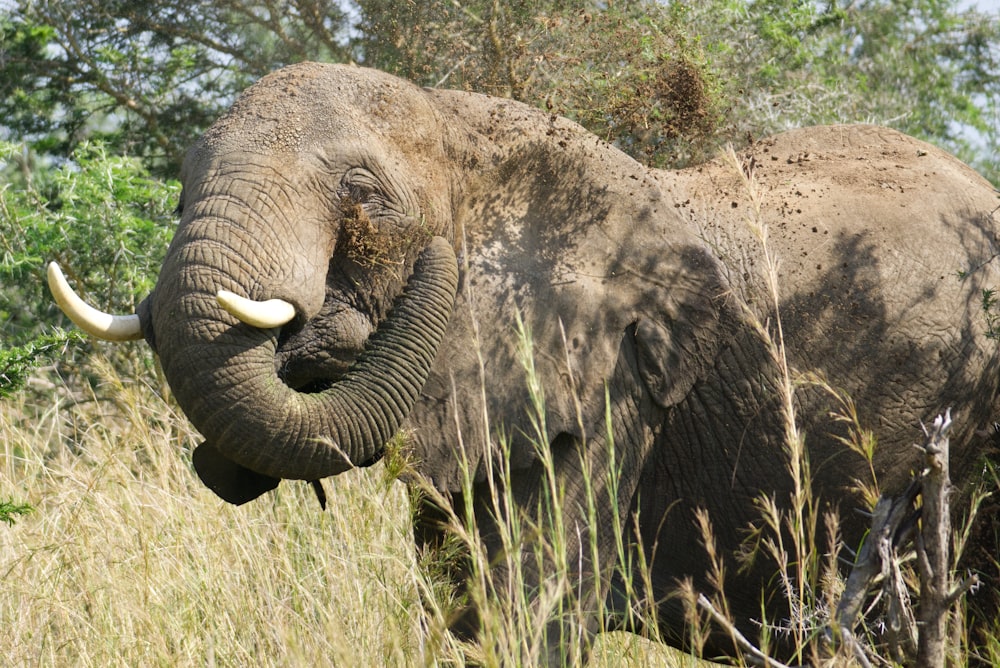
[411,488,480,640]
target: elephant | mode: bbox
[49,61,1000,662]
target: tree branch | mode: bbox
[830,411,970,667]
[696,594,794,668]
[915,411,953,667]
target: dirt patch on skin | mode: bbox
[339,197,405,267]
[338,196,434,270]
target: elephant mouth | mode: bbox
[274,338,357,393]
[272,301,373,393]
[296,378,337,394]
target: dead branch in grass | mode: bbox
[830,411,981,667]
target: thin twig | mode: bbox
[945,573,981,609]
[696,594,794,668]
[835,627,874,668]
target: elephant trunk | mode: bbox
[152,236,458,481]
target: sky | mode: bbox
[964,0,1000,10]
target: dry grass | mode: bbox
[5,149,994,666]
[0,358,704,667]
[1,365,429,666]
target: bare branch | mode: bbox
[915,411,953,667]
[833,481,918,633]
[696,594,794,668]
[830,411,969,667]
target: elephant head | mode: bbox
[52,61,729,501]
[51,63,461,503]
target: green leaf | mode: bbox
[0,499,33,527]
[0,330,84,399]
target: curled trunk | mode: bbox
[154,236,458,481]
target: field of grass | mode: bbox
[0,360,704,667]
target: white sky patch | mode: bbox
[960,0,1000,11]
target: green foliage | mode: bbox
[0,499,32,526]
[0,17,61,146]
[0,330,82,399]
[0,141,178,346]
[981,287,1000,340]
[0,141,177,394]
[356,1,720,166]
[683,0,1000,183]
[0,1,353,176]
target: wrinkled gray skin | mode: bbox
[127,62,1000,660]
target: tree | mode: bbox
[0,141,177,348]
[683,0,1000,183]
[0,1,354,176]
[0,1,718,171]
[2,1,997,179]
[355,0,719,166]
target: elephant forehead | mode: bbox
[194,62,437,158]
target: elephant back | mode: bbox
[670,123,1000,498]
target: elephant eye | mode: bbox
[346,182,376,204]
[337,167,407,226]
[339,168,384,206]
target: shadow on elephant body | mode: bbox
[780,228,1000,492]
[606,217,1000,657]
[409,323,669,665]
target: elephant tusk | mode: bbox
[216,290,296,329]
[47,262,144,341]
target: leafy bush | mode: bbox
[0,330,82,399]
[0,141,178,385]
[357,1,721,167]
[3,1,996,181]
[684,0,1000,184]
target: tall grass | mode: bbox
[690,147,1000,667]
[3,149,995,667]
[0,354,693,666]
[1,360,434,666]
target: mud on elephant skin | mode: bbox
[50,62,1000,659]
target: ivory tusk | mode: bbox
[216,290,296,329]
[47,262,144,341]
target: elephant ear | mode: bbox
[633,265,728,410]
[635,318,692,408]
[410,88,733,490]
[192,440,281,505]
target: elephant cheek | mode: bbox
[634,315,721,409]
